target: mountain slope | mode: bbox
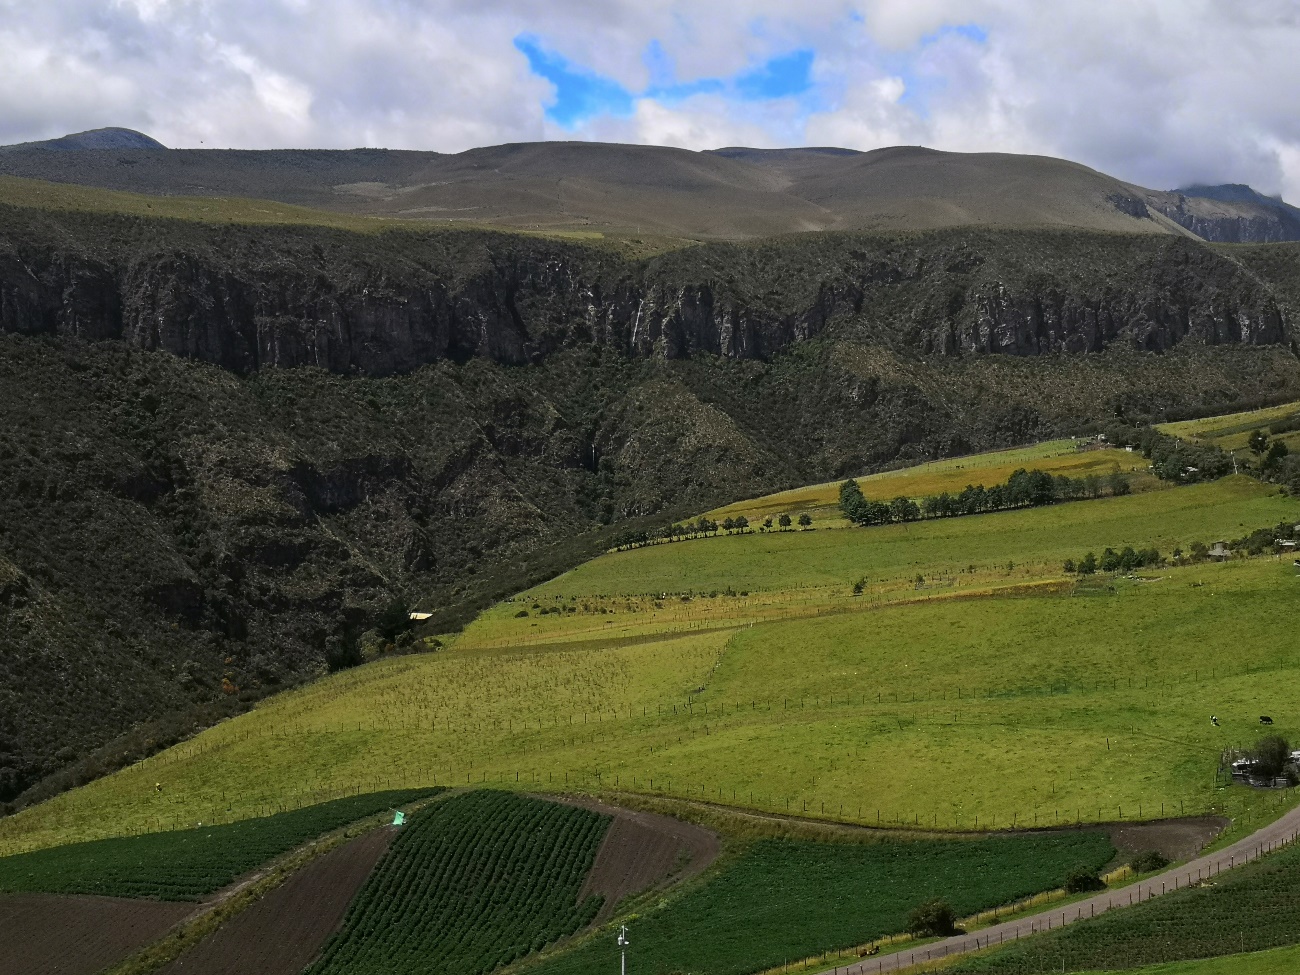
[0,138,1188,239]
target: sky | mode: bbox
[2,1,1299,199]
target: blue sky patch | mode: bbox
[516,34,817,128]
[514,34,634,126]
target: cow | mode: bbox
[1261,716,1275,725]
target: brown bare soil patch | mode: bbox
[561,796,721,923]
[156,827,393,975]
[0,892,192,975]
[1105,816,1229,864]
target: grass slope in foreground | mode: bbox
[1079,944,1300,975]
[0,790,432,900]
[308,791,608,975]
[950,835,1300,974]
[529,832,1113,975]
[0,459,1296,853]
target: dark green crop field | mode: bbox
[529,831,1114,975]
[308,791,610,975]
[950,840,1300,973]
[0,789,433,900]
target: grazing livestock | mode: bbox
[1260,716,1275,725]
[1211,715,1220,726]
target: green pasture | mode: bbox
[4,554,1297,855]
[529,833,1113,975]
[706,442,1150,527]
[1080,946,1300,975]
[514,476,1292,604]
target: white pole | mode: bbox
[619,925,629,975]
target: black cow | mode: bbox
[1260,716,1275,725]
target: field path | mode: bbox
[840,803,1300,974]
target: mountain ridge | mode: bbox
[1,130,1295,243]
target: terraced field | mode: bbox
[707,441,1154,528]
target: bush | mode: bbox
[907,898,958,937]
[1128,850,1170,874]
[1064,868,1105,892]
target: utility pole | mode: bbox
[618,925,629,975]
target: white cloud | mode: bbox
[0,0,1297,198]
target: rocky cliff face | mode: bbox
[0,213,1293,374]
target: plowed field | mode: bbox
[158,828,394,975]
[571,798,721,922]
[0,892,192,975]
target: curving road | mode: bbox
[838,803,1300,975]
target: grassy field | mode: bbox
[706,442,1152,528]
[310,792,608,975]
[1158,402,1300,453]
[0,444,1296,857]
[1078,945,1300,975]
[0,790,431,899]
[950,834,1300,973]
[528,832,1113,975]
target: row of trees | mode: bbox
[610,512,813,551]
[839,467,1130,527]
[1064,546,1162,575]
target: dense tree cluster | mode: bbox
[1104,422,1235,482]
[839,467,1130,527]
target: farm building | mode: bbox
[1208,541,1231,561]
[408,611,433,622]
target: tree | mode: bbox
[1118,546,1140,572]
[798,513,813,528]
[1108,473,1132,497]
[1063,558,1076,573]
[1265,440,1290,472]
[1064,868,1105,893]
[778,513,792,529]
[1249,429,1269,457]
[762,517,773,532]
[1079,552,1097,574]
[906,899,958,937]
[838,479,870,524]
[1100,547,1121,573]
[722,517,736,533]
[735,515,749,533]
[1254,735,1291,779]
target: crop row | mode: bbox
[951,839,1300,973]
[308,790,610,975]
[0,789,434,900]
[531,830,1114,975]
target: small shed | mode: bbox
[1208,542,1231,561]
[408,611,434,622]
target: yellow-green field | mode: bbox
[1159,401,1300,453]
[2,446,1296,855]
[708,442,1152,527]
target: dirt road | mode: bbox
[841,803,1300,974]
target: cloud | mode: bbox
[0,1,1297,198]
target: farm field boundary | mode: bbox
[152,828,394,975]
[830,800,1300,974]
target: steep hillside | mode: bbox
[1,193,1299,814]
